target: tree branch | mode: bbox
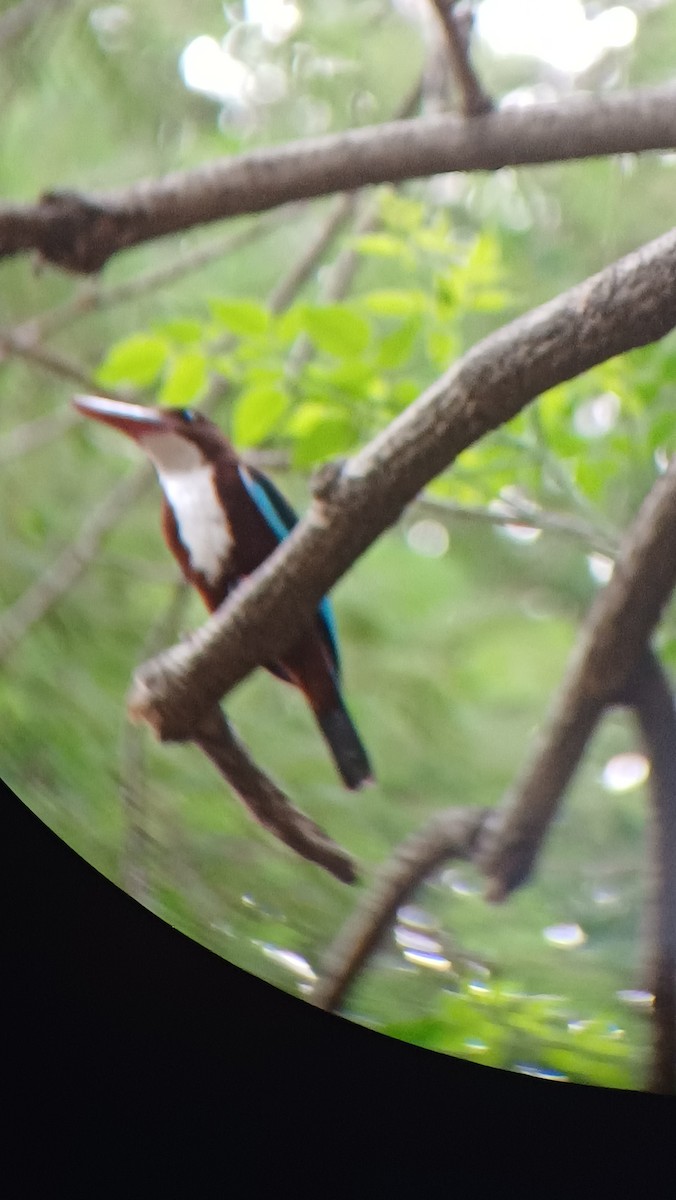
[192,707,356,884]
[0,0,67,50]
[266,194,360,314]
[0,407,78,464]
[311,807,488,1010]
[429,0,493,115]
[0,327,110,391]
[311,522,676,1034]
[3,85,675,273]
[127,224,676,743]
[631,653,676,1095]
[0,466,152,663]
[17,207,302,344]
[417,493,618,556]
[477,455,676,899]
[119,579,192,905]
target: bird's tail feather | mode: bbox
[317,704,373,791]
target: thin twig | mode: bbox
[525,408,620,543]
[312,807,488,1010]
[192,706,357,884]
[118,580,191,905]
[118,720,152,906]
[267,194,360,314]
[0,329,109,391]
[284,76,424,372]
[0,407,78,464]
[631,652,676,1095]
[416,493,618,556]
[17,207,303,344]
[429,0,493,116]
[0,0,66,50]
[0,465,152,663]
[284,194,382,375]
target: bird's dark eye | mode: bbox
[177,408,195,423]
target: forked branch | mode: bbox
[478,454,676,900]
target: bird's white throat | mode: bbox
[156,462,232,584]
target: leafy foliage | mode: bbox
[97,191,511,467]
[384,978,637,1090]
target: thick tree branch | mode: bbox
[631,653,676,1095]
[478,456,676,900]
[128,225,676,743]
[3,85,675,273]
[312,551,676,1037]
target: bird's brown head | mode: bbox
[73,395,233,472]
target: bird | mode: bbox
[73,394,373,790]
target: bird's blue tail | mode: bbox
[317,704,373,791]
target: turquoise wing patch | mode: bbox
[238,464,341,675]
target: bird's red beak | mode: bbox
[73,395,167,441]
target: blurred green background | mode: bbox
[3,0,676,1088]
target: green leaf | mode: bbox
[244,365,285,387]
[426,328,459,369]
[153,318,204,345]
[232,384,289,447]
[286,402,356,466]
[274,306,305,345]
[97,333,169,387]
[158,351,208,407]
[374,316,422,369]
[433,274,459,316]
[573,457,614,502]
[389,379,419,410]
[360,289,430,317]
[377,190,426,233]
[353,233,414,264]
[414,226,455,257]
[646,410,676,451]
[381,1017,451,1051]
[465,231,503,284]
[544,1048,632,1090]
[304,359,374,396]
[470,289,511,312]
[299,305,371,357]
[209,298,271,336]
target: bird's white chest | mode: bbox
[158,465,232,584]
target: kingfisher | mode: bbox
[73,394,373,790]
